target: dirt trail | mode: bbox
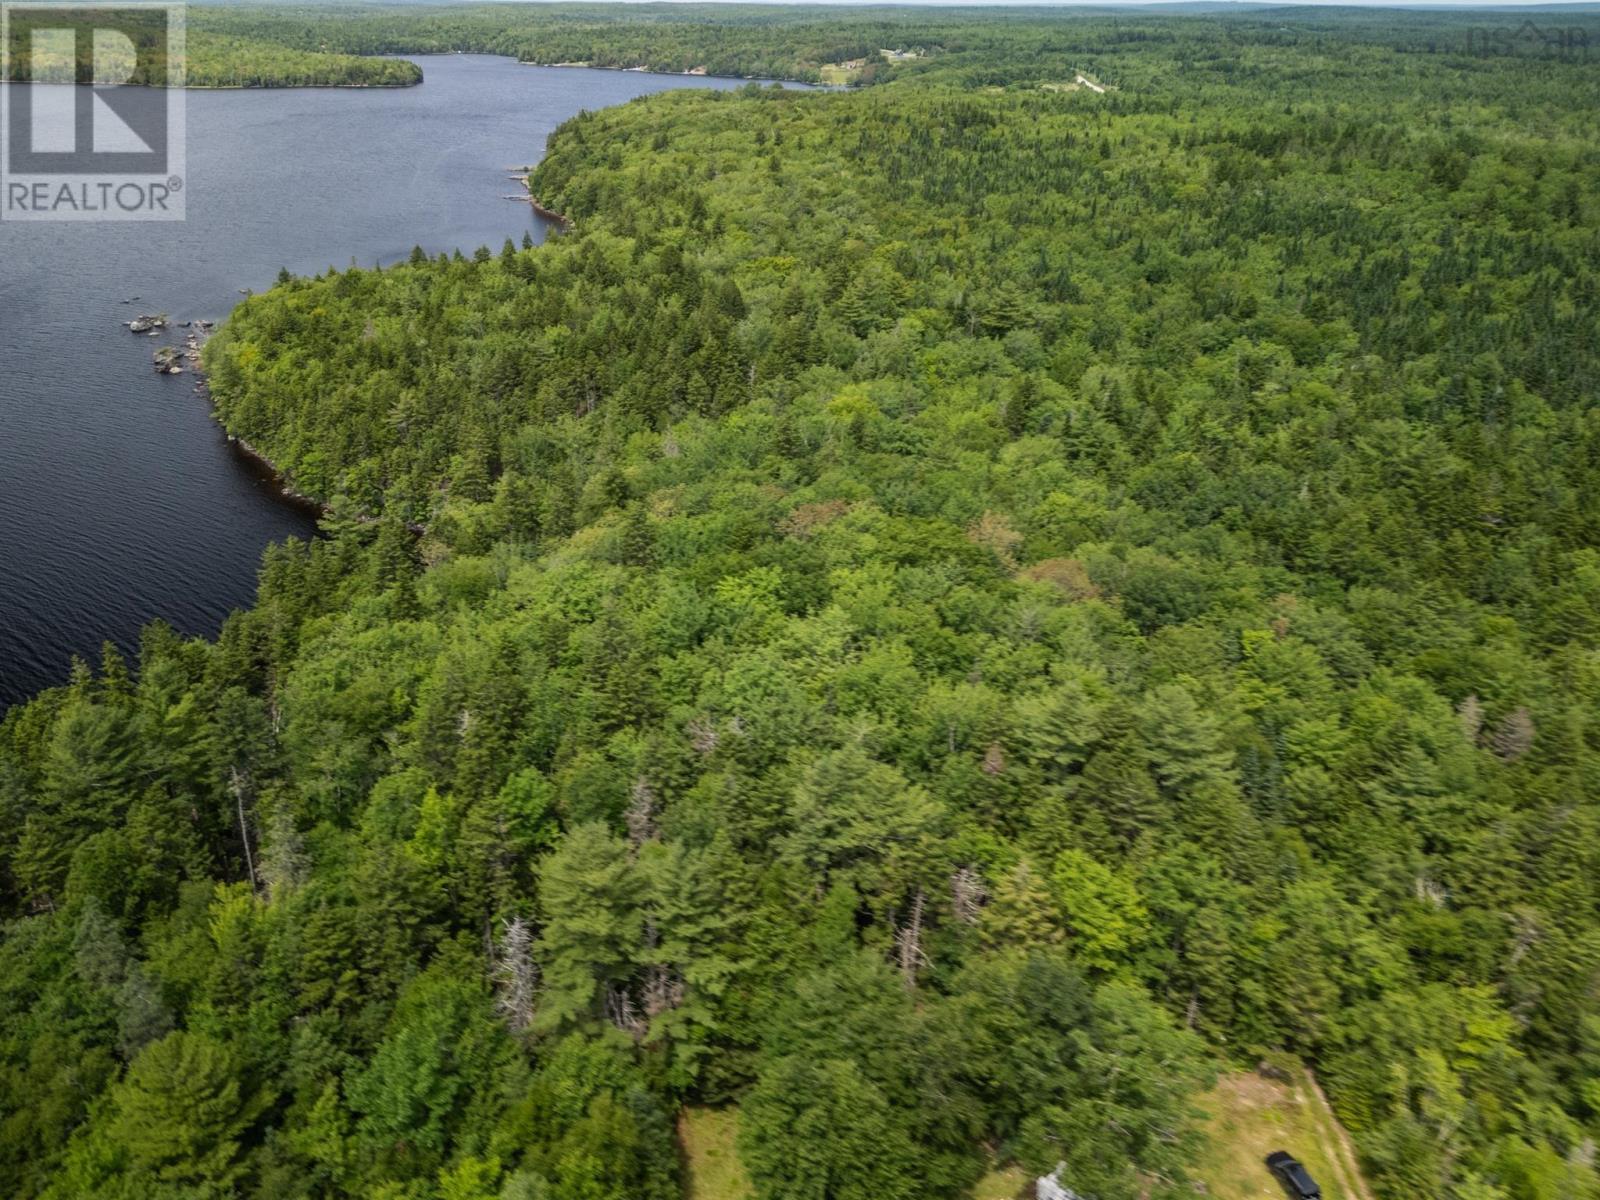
[1193,1068,1377,1200]
[1298,1069,1377,1200]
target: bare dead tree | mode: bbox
[492,916,539,1035]
[1457,694,1485,746]
[626,777,657,850]
[259,800,308,902]
[1414,874,1448,908]
[981,742,1006,775]
[604,984,647,1039]
[229,767,259,894]
[950,866,988,926]
[644,964,685,1019]
[1491,706,1536,762]
[687,715,719,755]
[895,889,930,989]
[1507,907,1544,969]
[637,917,683,1018]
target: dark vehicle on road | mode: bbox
[1265,1151,1322,1200]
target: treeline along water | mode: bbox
[0,55,769,707]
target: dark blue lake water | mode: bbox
[0,55,768,707]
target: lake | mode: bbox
[0,55,772,708]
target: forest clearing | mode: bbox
[682,1108,751,1200]
[1195,1069,1376,1200]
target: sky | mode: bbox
[473,0,1600,8]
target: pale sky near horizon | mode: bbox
[496,1,1600,6]
[470,0,1600,9]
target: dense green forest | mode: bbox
[188,2,1600,86]
[0,7,420,88]
[11,4,1598,89]
[182,33,420,87]
[6,6,1600,1200]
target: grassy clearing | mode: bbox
[681,1078,1369,1200]
[679,1105,1034,1200]
[818,61,862,85]
[973,1164,1030,1199]
[1193,1069,1374,1200]
[681,1106,752,1200]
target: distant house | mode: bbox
[1036,1166,1087,1200]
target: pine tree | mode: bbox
[620,502,656,568]
[1078,742,1163,848]
[535,823,643,1032]
[1137,684,1236,796]
[740,1056,920,1200]
[98,642,132,702]
[108,1031,263,1191]
[981,860,1062,949]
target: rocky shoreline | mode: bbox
[130,170,575,528]
[126,311,331,517]
[504,170,573,230]
[222,433,331,518]
[138,318,216,375]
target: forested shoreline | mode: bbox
[0,7,422,89]
[13,4,1600,91]
[5,8,1600,1200]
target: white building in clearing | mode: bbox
[1036,1166,1087,1200]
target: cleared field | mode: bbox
[681,1106,753,1200]
[974,1165,1030,1199]
[682,1076,1371,1200]
[1193,1069,1375,1200]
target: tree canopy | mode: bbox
[4,6,1600,1200]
